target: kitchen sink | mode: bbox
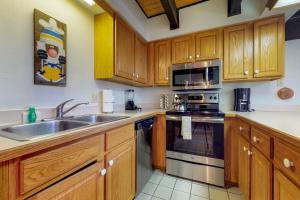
[0,120,91,141]
[71,114,129,124]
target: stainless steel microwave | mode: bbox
[170,59,222,90]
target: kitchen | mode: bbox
[0,0,300,200]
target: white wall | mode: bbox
[0,0,149,111]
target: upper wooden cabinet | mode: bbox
[195,29,222,61]
[172,35,195,64]
[154,40,171,85]
[254,16,285,79]
[94,13,149,86]
[115,16,135,80]
[135,34,148,84]
[223,23,253,80]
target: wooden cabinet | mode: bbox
[152,114,166,170]
[154,40,171,85]
[251,147,272,200]
[172,35,194,64]
[223,24,253,80]
[105,139,136,200]
[254,16,284,79]
[195,29,222,61]
[238,135,250,200]
[274,169,300,200]
[28,161,105,200]
[115,15,135,80]
[135,34,148,84]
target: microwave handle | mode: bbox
[166,115,224,123]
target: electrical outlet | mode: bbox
[276,79,284,87]
[91,93,98,103]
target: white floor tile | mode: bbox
[149,173,163,184]
[135,193,152,200]
[209,185,227,192]
[171,190,190,200]
[191,183,209,198]
[174,179,192,193]
[228,193,244,200]
[227,187,242,195]
[209,187,229,200]
[143,182,158,195]
[159,175,176,188]
[151,197,163,200]
[154,185,173,200]
[190,194,209,200]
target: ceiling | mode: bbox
[136,0,207,18]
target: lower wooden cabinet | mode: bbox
[28,161,105,200]
[251,147,272,200]
[105,139,136,200]
[274,169,300,200]
[238,135,250,200]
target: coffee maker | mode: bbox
[234,88,251,112]
[125,89,140,111]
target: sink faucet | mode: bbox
[56,99,89,118]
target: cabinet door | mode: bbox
[254,16,284,78]
[28,161,105,200]
[195,29,222,61]
[154,40,171,85]
[134,34,148,84]
[105,140,136,200]
[251,148,272,200]
[274,169,300,200]
[115,16,135,80]
[238,136,250,200]
[172,35,194,64]
[223,24,253,80]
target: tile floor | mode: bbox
[135,170,243,200]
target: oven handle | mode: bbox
[166,115,224,123]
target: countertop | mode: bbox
[0,109,165,162]
[225,110,300,143]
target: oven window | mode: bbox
[166,120,224,159]
[207,66,220,85]
[173,68,206,86]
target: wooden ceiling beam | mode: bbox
[266,0,279,10]
[228,0,242,17]
[160,0,179,29]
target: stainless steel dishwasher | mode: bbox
[135,117,154,195]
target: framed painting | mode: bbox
[34,9,67,86]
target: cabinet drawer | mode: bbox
[20,134,104,194]
[237,119,250,140]
[274,139,300,186]
[251,127,271,158]
[106,123,134,150]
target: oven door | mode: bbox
[166,115,224,159]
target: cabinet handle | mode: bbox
[253,136,260,143]
[254,69,259,74]
[239,126,244,131]
[196,54,200,58]
[244,70,249,75]
[283,158,294,169]
[109,160,114,167]
[243,146,248,152]
[100,168,107,176]
[247,150,253,156]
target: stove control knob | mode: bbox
[209,96,213,100]
[214,96,217,100]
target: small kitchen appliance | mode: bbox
[171,59,222,91]
[234,88,251,112]
[125,89,140,111]
[102,89,114,113]
[166,92,225,187]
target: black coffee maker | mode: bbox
[234,88,251,112]
[125,89,140,110]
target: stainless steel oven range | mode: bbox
[166,92,225,187]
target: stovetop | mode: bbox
[166,109,225,117]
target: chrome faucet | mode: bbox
[56,99,89,118]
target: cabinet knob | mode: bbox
[132,73,135,79]
[247,150,253,156]
[196,54,200,58]
[253,136,260,143]
[254,69,259,74]
[165,77,169,80]
[189,56,193,59]
[244,70,249,75]
[136,74,139,78]
[100,168,107,176]
[243,146,248,152]
[239,126,244,131]
[283,158,294,169]
[109,160,114,167]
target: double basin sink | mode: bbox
[0,114,129,141]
